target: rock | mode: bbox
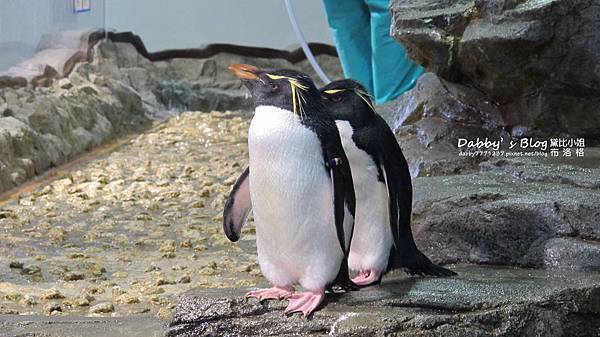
[112,286,127,297]
[41,288,65,300]
[411,151,600,269]
[31,65,60,88]
[155,277,176,286]
[21,264,42,276]
[112,271,129,279]
[20,295,38,306]
[168,266,600,337]
[8,261,24,269]
[390,0,600,141]
[178,276,191,284]
[48,227,67,243]
[69,296,91,307]
[0,76,27,88]
[63,272,85,281]
[115,293,140,305]
[384,72,507,177]
[43,302,62,316]
[89,302,115,314]
[159,240,177,253]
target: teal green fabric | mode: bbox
[322,0,423,104]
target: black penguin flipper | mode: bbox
[326,157,358,292]
[374,117,456,277]
[223,167,252,242]
[321,127,357,292]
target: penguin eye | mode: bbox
[330,95,343,103]
[270,83,279,92]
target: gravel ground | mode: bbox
[0,111,260,319]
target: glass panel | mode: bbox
[0,0,106,77]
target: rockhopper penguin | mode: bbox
[223,64,356,316]
[321,79,456,286]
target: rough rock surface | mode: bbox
[390,0,600,141]
[0,315,167,337]
[0,71,150,193]
[168,265,600,337]
[412,149,600,270]
[382,72,507,177]
[0,112,257,318]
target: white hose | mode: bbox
[283,0,331,84]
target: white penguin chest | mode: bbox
[248,106,324,181]
[247,106,332,236]
[335,121,381,187]
[247,106,342,287]
[336,120,392,272]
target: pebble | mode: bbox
[41,288,65,300]
[43,302,62,315]
[20,295,38,306]
[21,265,42,275]
[178,275,191,284]
[155,277,175,286]
[112,271,128,279]
[9,261,24,269]
[89,302,115,314]
[115,293,140,304]
[111,286,126,297]
[63,272,85,281]
[159,240,177,253]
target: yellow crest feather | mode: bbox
[323,89,345,94]
[354,88,376,112]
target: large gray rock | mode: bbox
[382,72,507,177]
[168,265,600,337]
[412,148,600,270]
[391,0,600,141]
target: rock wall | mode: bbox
[0,71,149,193]
[0,33,343,194]
[412,153,600,270]
[383,0,600,271]
[390,0,600,141]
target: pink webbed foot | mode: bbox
[352,270,381,286]
[284,290,324,317]
[246,286,293,301]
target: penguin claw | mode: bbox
[352,270,382,286]
[284,290,324,317]
[401,252,457,278]
[245,286,293,301]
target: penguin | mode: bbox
[223,64,356,316]
[320,79,456,286]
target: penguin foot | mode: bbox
[246,286,293,301]
[352,270,381,286]
[284,290,324,317]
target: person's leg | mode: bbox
[366,0,424,104]
[322,0,374,94]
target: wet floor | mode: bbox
[0,111,261,318]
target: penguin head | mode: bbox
[229,64,321,118]
[321,79,376,125]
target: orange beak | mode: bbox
[229,64,259,80]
